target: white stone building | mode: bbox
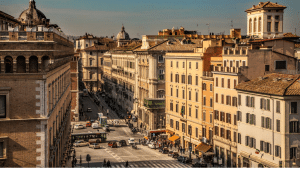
[236,73,300,168]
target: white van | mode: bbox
[92,123,99,129]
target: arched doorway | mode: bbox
[29,56,38,73]
[4,56,13,73]
[16,56,26,73]
[41,56,50,72]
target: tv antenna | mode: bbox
[206,23,210,35]
[231,20,233,28]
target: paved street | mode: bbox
[74,95,192,168]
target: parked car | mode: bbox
[89,143,101,149]
[148,143,156,149]
[119,140,127,147]
[177,156,192,163]
[128,138,135,144]
[162,147,169,154]
[92,123,99,129]
[108,141,118,148]
[74,140,89,147]
[89,139,101,144]
[86,121,91,127]
[74,124,84,130]
[87,108,92,112]
[192,162,207,168]
[158,147,163,153]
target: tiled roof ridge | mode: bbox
[148,40,168,50]
[283,75,300,95]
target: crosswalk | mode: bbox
[109,160,192,168]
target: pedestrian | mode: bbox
[103,159,107,167]
[183,148,185,154]
[139,139,140,144]
[107,160,111,168]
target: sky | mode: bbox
[0,0,299,38]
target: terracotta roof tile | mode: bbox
[245,1,286,12]
[235,73,300,96]
[283,33,299,38]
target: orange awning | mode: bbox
[168,135,180,142]
[144,136,148,140]
[195,143,212,153]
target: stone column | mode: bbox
[26,58,29,73]
[0,59,4,73]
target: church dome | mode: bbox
[18,0,48,25]
[117,25,130,40]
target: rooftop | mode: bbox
[245,1,287,12]
[235,73,300,96]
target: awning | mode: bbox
[144,136,148,140]
[150,130,166,133]
[166,129,175,135]
[239,151,278,168]
[195,143,212,153]
[168,135,180,142]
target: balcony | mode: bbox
[211,66,242,74]
[82,79,97,82]
[203,71,213,77]
[144,98,165,109]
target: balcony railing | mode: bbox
[212,66,241,74]
[144,98,165,109]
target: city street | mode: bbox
[74,95,193,168]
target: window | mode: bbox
[237,111,242,121]
[215,93,218,103]
[290,147,297,159]
[238,133,241,144]
[0,95,6,118]
[90,52,93,55]
[203,111,206,121]
[181,106,185,116]
[176,89,178,97]
[195,92,198,102]
[276,101,280,113]
[86,44,88,47]
[242,61,246,66]
[221,112,225,122]
[221,94,224,104]
[267,22,271,32]
[188,125,192,135]
[249,19,252,33]
[176,104,178,113]
[226,130,231,140]
[182,90,185,99]
[170,103,173,111]
[158,55,164,63]
[226,113,231,124]
[203,96,206,106]
[189,91,192,100]
[275,145,281,158]
[221,128,225,138]
[182,123,185,133]
[245,136,249,146]
[182,62,185,68]
[238,95,241,106]
[170,119,173,128]
[265,65,270,71]
[176,61,178,68]
[226,96,231,106]
[275,15,279,20]
[210,84,213,91]
[216,77,218,87]
[196,62,198,69]
[234,80,237,88]
[233,132,237,142]
[196,76,198,85]
[215,126,219,136]
[170,88,173,96]
[210,114,213,123]
[181,75,185,83]
[202,127,206,138]
[276,120,280,132]
[232,97,237,107]
[196,128,198,137]
[171,61,173,67]
[291,102,297,114]
[258,17,262,32]
[90,59,93,66]
[214,110,219,120]
[90,72,93,79]
[234,115,237,125]
[276,61,287,69]
[275,22,279,32]
[176,121,179,130]
[196,109,198,118]
[227,79,230,88]
[189,62,191,69]
[221,78,224,87]
[170,73,173,82]
[188,75,192,85]
[246,96,255,108]
[260,98,270,111]
[0,142,3,158]
[267,15,271,20]
[290,121,299,133]
[189,107,191,116]
[261,116,265,128]
[246,113,250,123]
[210,98,213,107]
[203,83,206,90]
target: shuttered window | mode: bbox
[0,95,6,118]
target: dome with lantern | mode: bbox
[116,25,130,40]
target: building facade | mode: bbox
[0,2,75,167]
[236,73,300,168]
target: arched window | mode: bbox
[249,19,252,33]
[41,56,50,72]
[4,56,13,73]
[258,17,262,32]
[169,32,172,35]
[254,18,257,32]
[29,56,38,73]
[17,56,26,73]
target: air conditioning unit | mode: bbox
[202,137,207,143]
